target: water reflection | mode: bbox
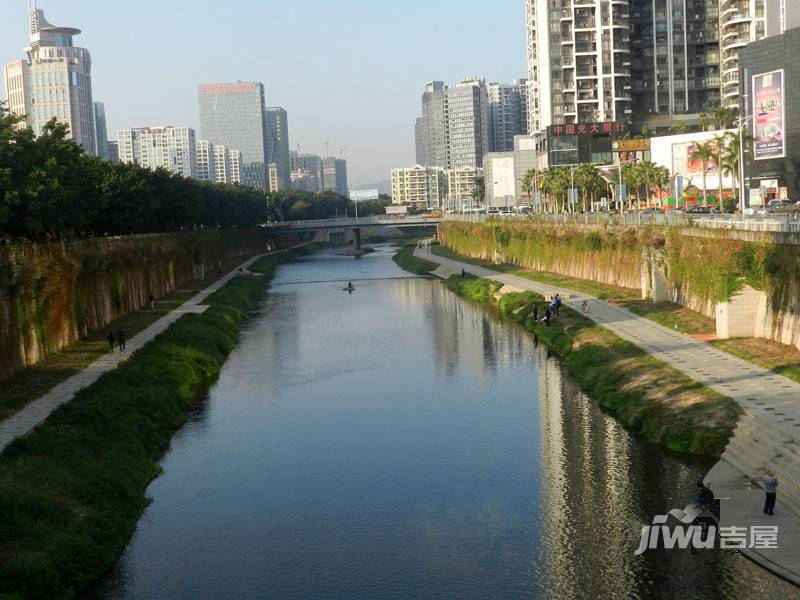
[90,246,794,600]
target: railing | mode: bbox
[265,216,442,229]
[443,213,800,233]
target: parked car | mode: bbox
[754,199,800,218]
[686,205,720,215]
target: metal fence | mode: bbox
[443,212,800,233]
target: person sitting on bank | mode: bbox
[541,308,551,327]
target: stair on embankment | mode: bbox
[493,284,526,300]
[723,410,800,517]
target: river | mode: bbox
[92,244,794,599]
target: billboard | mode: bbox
[752,69,786,161]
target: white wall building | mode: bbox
[445,167,481,209]
[3,2,96,153]
[117,126,197,179]
[391,165,447,207]
[649,130,736,195]
[196,140,215,182]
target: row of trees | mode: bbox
[521,165,609,213]
[519,162,675,212]
[0,106,365,240]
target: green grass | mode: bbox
[392,243,439,275]
[0,247,312,600]
[445,276,742,457]
[711,337,800,385]
[431,244,716,335]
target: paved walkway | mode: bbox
[416,245,800,585]
[0,252,269,454]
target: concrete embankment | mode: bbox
[438,220,800,352]
[0,229,274,380]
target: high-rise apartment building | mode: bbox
[416,78,489,169]
[419,81,447,167]
[631,1,721,118]
[4,2,96,153]
[94,102,109,159]
[446,78,490,168]
[322,157,348,197]
[117,126,197,179]
[290,151,324,192]
[209,144,243,185]
[265,107,290,191]
[196,140,215,182]
[525,0,632,131]
[107,140,119,163]
[414,117,426,165]
[719,0,789,107]
[198,82,269,190]
[229,149,243,185]
[514,78,530,134]
[488,83,523,152]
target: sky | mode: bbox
[1,0,527,186]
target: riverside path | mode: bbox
[415,244,800,586]
[0,251,279,455]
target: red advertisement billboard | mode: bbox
[752,69,786,161]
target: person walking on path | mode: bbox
[461,268,466,278]
[116,329,127,353]
[554,294,562,316]
[107,331,115,353]
[756,469,779,515]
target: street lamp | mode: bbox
[734,113,756,214]
[567,164,580,214]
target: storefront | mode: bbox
[541,121,630,167]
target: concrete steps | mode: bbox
[493,285,526,300]
[723,410,800,516]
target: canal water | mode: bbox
[93,245,794,599]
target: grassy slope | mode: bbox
[444,275,741,457]
[430,244,716,335]
[392,243,438,275]
[0,248,309,600]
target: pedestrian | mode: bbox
[116,329,126,353]
[542,308,552,327]
[757,470,779,515]
[149,294,155,310]
[531,304,538,323]
[461,268,466,278]
[107,331,115,353]
[554,294,562,316]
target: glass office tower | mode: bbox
[198,82,269,191]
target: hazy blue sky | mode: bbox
[1,1,526,185]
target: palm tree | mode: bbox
[713,134,729,211]
[471,176,485,209]
[522,168,541,211]
[690,142,715,207]
[621,163,643,210]
[713,106,737,130]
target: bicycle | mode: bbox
[581,299,590,313]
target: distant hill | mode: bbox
[351,180,391,196]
